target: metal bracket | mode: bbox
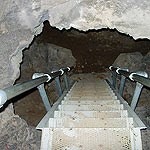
[32,73,51,82]
[130,71,148,110]
[129,71,148,81]
[59,69,64,75]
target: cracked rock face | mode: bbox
[0,0,150,149]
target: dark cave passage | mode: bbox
[36,21,150,73]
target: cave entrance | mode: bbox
[14,21,150,126]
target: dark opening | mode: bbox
[37,21,149,73]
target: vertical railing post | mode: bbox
[32,73,51,112]
[64,73,69,90]
[112,71,117,89]
[37,84,51,111]
[119,75,126,96]
[129,71,148,110]
[118,69,129,97]
[109,66,117,89]
[130,82,143,110]
[55,76,62,96]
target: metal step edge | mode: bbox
[61,100,120,104]
[64,95,118,100]
[68,90,114,94]
[66,94,116,98]
[54,110,128,118]
[58,104,124,110]
[48,117,133,128]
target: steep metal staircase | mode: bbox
[38,74,145,150]
[0,66,149,149]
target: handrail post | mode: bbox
[109,66,117,89]
[117,68,129,97]
[64,73,69,90]
[130,82,143,111]
[112,71,117,89]
[37,84,51,111]
[129,71,148,110]
[32,73,51,112]
[119,75,126,96]
[55,76,62,96]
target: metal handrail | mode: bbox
[109,66,149,110]
[109,66,150,88]
[0,66,73,108]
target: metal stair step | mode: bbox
[64,97,117,101]
[70,85,112,92]
[47,128,137,150]
[49,118,133,128]
[64,95,117,100]
[54,110,128,118]
[70,89,112,92]
[61,100,120,105]
[68,87,113,93]
[58,104,123,111]
[70,86,111,88]
[66,93,116,98]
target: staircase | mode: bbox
[37,74,146,150]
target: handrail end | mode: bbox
[0,90,7,108]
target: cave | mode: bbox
[13,21,150,127]
[0,1,150,149]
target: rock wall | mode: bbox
[1,0,150,149]
[21,42,76,73]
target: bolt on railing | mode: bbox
[0,66,74,110]
[109,66,149,110]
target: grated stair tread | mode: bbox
[48,128,134,150]
[58,104,124,111]
[49,117,133,128]
[54,110,128,118]
[62,100,120,105]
